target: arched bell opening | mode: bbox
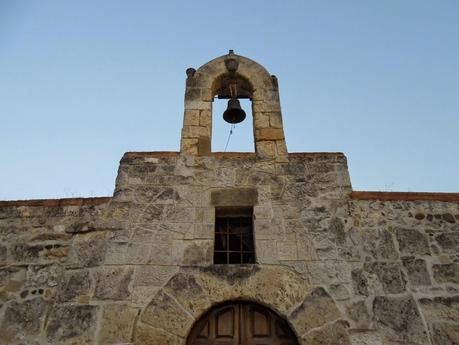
[181,51,288,159]
[186,300,299,345]
[211,73,255,152]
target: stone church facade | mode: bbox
[0,52,458,345]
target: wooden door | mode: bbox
[187,302,299,345]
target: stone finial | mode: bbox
[186,68,196,78]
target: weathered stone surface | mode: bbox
[346,300,370,329]
[328,283,350,301]
[46,304,98,342]
[134,265,178,287]
[433,263,459,284]
[431,322,459,345]
[364,262,406,294]
[134,323,182,345]
[419,296,459,322]
[290,287,341,335]
[163,271,209,316]
[303,320,350,345]
[94,266,134,300]
[97,304,139,345]
[210,188,258,206]
[10,243,69,263]
[395,228,430,255]
[141,290,193,337]
[402,256,431,286]
[57,269,91,302]
[435,232,459,253]
[0,298,47,342]
[352,268,369,296]
[26,263,62,287]
[349,331,383,345]
[373,295,429,344]
[181,240,213,265]
[68,239,107,267]
[361,229,398,260]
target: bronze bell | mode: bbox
[223,98,246,124]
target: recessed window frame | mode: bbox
[213,207,256,265]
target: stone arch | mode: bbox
[133,266,350,345]
[180,51,288,160]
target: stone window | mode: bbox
[213,207,255,264]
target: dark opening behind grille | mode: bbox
[214,208,255,264]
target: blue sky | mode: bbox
[1,1,458,200]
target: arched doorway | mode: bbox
[186,301,299,345]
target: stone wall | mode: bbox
[1,152,458,345]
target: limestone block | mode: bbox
[97,304,139,345]
[433,263,459,284]
[131,286,160,306]
[184,100,211,111]
[181,240,213,266]
[257,239,278,264]
[133,265,178,287]
[57,269,91,302]
[401,256,431,286]
[0,244,6,262]
[346,300,371,329]
[163,271,210,317]
[275,139,288,157]
[256,140,276,158]
[134,323,182,345]
[125,243,151,264]
[10,243,69,264]
[435,232,459,253]
[395,228,430,255]
[141,290,194,337]
[148,236,174,265]
[253,112,270,128]
[328,283,351,301]
[26,263,63,288]
[185,88,201,101]
[256,128,285,141]
[104,241,128,265]
[302,320,350,345]
[351,269,369,296]
[277,241,298,260]
[309,261,352,285]
[0,266,26,292]
[289,287,341,335]
[193,223,214,239]
[199,109,211,126]
[361,229,398,260]
[94,266,134,300]
[431,322,459,345]
[268,112,283,128]
[183,109,200,126]
[67,239,107,268]
[182,125,211,140]
[372,295,429,344]
[419,296,459,323]
[0,298,47,342]
[46,304,98,343]
[254,205,273,219]
[349,331,383,345]
[363,262,406,294]
[210,188,258,207]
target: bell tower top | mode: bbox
[180,50,288,160]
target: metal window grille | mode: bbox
[213,208,255,264]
